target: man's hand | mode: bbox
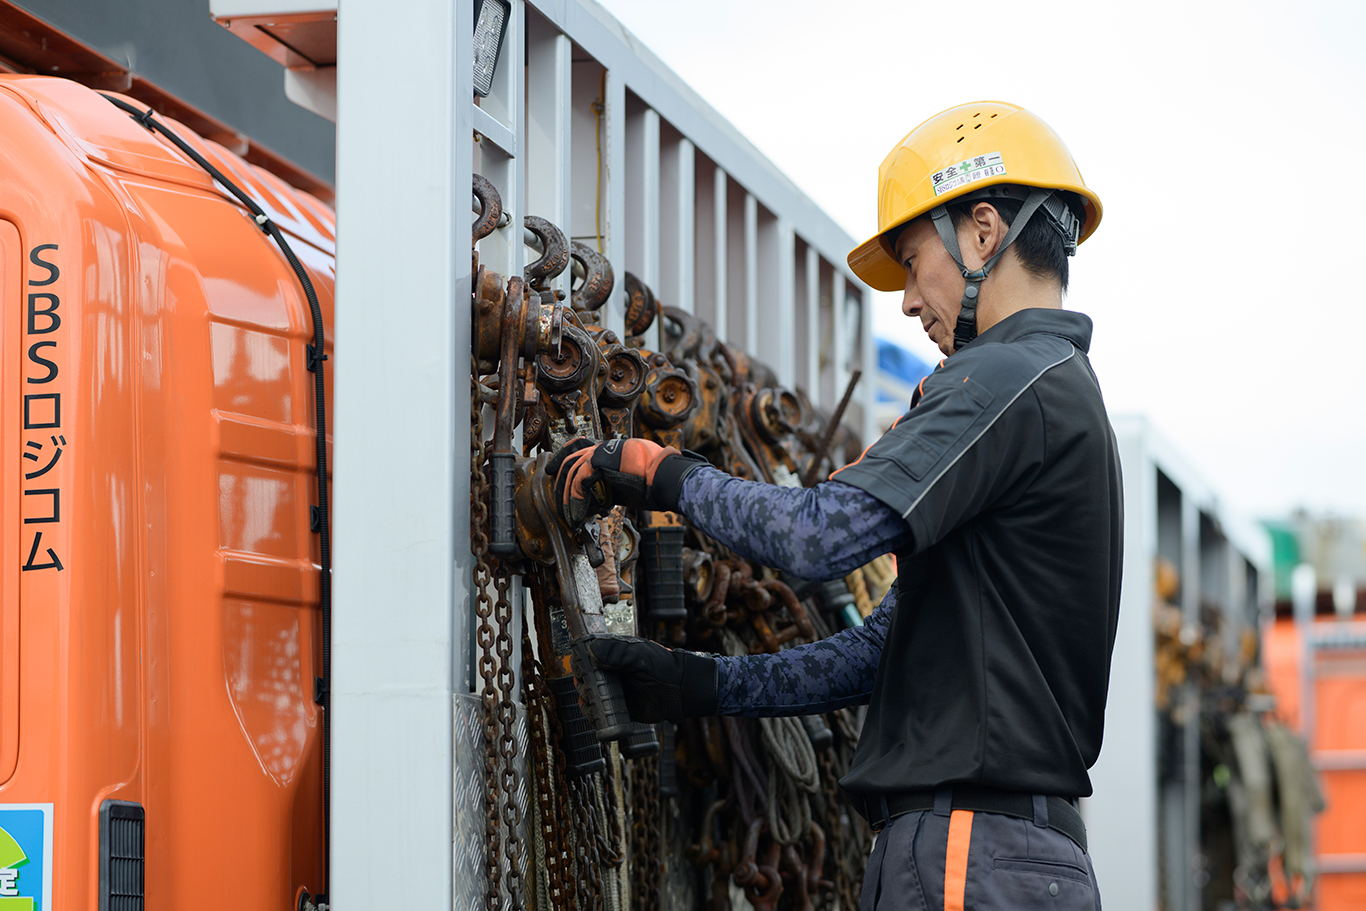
[547,437,703,524]
[585,635,717,723]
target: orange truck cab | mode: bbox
[0,75,332,908]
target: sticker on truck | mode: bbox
[0,805,52,909]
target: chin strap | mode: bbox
[929,188,1054,351]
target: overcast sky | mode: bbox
[593,0,1366,522]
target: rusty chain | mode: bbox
[601,752,626,869]
[629,752,662,911]
[493,567,527,910]
[523,628,572,911]
[820,754,857,911]
[473,375,529,911]
[471,382,504,911]
[570,776,606,911]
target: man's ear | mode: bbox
[969,202,1007,260]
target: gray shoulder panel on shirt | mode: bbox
[832,334,1077,519]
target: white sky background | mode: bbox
[592,0,1366,520]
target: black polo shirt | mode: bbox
[832,308,1122,801]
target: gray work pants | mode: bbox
[861,809,1102,911]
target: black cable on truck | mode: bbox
[102,93,334,906]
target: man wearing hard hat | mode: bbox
[554,101,1120,910]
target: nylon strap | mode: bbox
[930,188,1052,350]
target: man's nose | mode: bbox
[902,286,921,317]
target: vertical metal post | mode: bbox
[744,193,757,352]
[526,18,572,295]
[831,270,847,413]
[1292,563,1317,738]
[625,102,659,344]
[1180,496,1201,911]
[674,138,695,313]
[1086,425,1158,911]
[641,108,660,292]
[331,0,471,903]
[604,68,626,338]
[658,132,693,315]
[805,245,819,401]
[713,167,728,343]
[859,283,876,444]
[775,217,795,387]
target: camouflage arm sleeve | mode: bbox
[676,466,912,581]
[713,587,894,716]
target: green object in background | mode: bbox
[1263,521,1301,601]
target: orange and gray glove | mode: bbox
[546,436,707,525]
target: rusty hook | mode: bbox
[661,305,703,361]
[523,215,570,291]
[623,271,658,337]
[472,173,502,243]
[570,240,615,311]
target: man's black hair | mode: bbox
[945,189,1081,292]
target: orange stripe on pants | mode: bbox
[943,809,974,911]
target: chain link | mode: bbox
[629,752,662,911]
[523,628,574,911]
[473,375,530,911]
[571,777,605,911]
[493,567,526,910]
[471,382,504,911]
[601,752,625,868]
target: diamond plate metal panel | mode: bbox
[454,693,531,911]
[454,694,488,911]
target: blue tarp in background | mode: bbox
[876,339,933,403]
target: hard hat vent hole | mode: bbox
[957,136,964,143]
[991,113,998,118]
[974,123,981,129]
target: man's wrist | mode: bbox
[677,649,719,717]
[649,450,709,513]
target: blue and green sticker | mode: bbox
[0,806,52,910]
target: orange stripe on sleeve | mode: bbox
[943,809,974,911]
[829,414,904,479]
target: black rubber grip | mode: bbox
[641,525,687,620]
[488,451,518,557]
[571,638,635,743]
[659,722,679,797]
[622,721,660,759]
[547,674,606,777]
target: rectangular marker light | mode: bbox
[473,0,511,97]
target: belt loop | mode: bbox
[1032,794,1049,829]
[933,785,953,818]
[880,796,892,830]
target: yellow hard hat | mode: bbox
[848,101,1102,292]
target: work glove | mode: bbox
[546,436,707,525]
[585,634,718,723]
